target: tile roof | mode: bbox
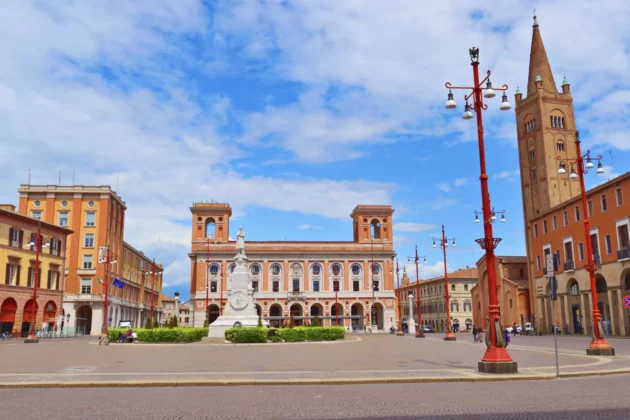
[404,267,479,288]
[497,256,527,264]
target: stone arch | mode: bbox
[43,300,57,329]
[290,303,303,326]
[331,303,343,326]
[269,303,283,327]
[310,303,323,317]
[76,305,92,335]
[330,262,344,292]
[205,217,216,239]
[207,304,220,325]
[0,298,18,334]
[370,219,381,239]
[350,302,364,330]
[372,302,384,330]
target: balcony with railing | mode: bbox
[564,260,575,272]
[286,290,306,301]
[618,248,630,261]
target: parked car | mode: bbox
[422,326,433,333]
[524,322,534,335]
[505,324,522,334]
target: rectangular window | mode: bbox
[27,267,39,288]
[536,255,541,271]
[353,280,360,292]
[292,279,300,292]
[5,264,19,285]
[601,194,608,212]
[272,281,279,292]
[552,215,558,230]
[210,281,217,292]
[9,229,19,247]
[464,284,468,291]
[534,224,539,237]
[451,284,455,292]
[590,233,599,263]
[464,302,471,312]
[85,212,96,227]
[564,241,574,262]
[373,281,379,292]
[58,211,69,227]
[543,220,548,234]
[31,210,42,220]
[333,281,339,292]
[82,254,93,269]
[578,243,585,261]
[587,200,594,217]
[575,206,581,222]
[313,280,320,292]
[252,281,258,292]
[618,224,630,250]
[81,278,92,294]
[605,234,613,255]
[616,188,624,206]
[563,211,569,226]
[47,270,53,289]
[84,233,94,248]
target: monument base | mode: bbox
[478,361,518,374]
[586,347,615,356]
[208,315,268,338]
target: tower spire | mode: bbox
[527,15,557,96]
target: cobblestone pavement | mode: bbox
[1,375,629,419]
[1,333,629,386]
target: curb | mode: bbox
[2,368,630,389]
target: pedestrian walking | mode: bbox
[472,325,478,343]
[512,323,517,336]
[504,329,511,347]
[477,327,483,343]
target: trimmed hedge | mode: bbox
[107,327,206,343]
[224,326,345,343]
[225,327,268,343]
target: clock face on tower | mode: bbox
[230,290,248,310]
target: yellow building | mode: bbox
[17,185,163,335]
[0,205,72,336]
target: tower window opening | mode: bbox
[370,219,381,239]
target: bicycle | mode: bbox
[98,335,110,345]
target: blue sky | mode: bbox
[1,1,629,302]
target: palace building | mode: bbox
[0,205,72,336]
[512,17,630,336]
[16,185,163,335]
[188,203,397,331]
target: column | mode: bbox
[607,289,616,336]
[563,295,570,334]
[618,290,628,336]
[586,292,594,336]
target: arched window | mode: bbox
[331,263,342,276]
[529,149,535,159]
[250,264,260,275]
[451,301,459,312]
[371,219,381,239]
[557,142,565,152]
[463,300,472,312]
[561,117,565,128]
[311,264,321,276]
[372,264,381,275]
[271,264,281,276]
[351,264,361,275]
[205,218,216,239]
[209,264,219,276]
[509,299,513,309]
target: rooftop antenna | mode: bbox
[27,169,31,185]
[58,171,62,185]
[116,170,119,192]
[72,171,75,185]
[533,9,537,25]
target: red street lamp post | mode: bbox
[432,225,457,341]
[557,131,614,356]
[334,279,340,326]
[150,258,157,325]
[444,46,517,373]
[407,247,426,337]
[25,224,47,343]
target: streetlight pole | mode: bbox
[432,225,457,341]
[25,224,46,343]
[334,279,339,326]
[407,247,426,337]
[444,46,517,373]
[150,259,156,325]
[370,239,377,329]
[557,131,614,356]
[395,259,404,335]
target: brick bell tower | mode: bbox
[514,15,581,320]
[190,202,232,243]
[350,205,395,243]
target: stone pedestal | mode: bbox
[586,347,615,356]
[478,361,519,374]
[208,228,268,338]
[24,339,39,344]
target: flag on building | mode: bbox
[97,277,104,285]
[112,279,124,289]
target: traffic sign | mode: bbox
[623,296,630,309]
[546,254,554,278]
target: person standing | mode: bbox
[512,322,517,336]
[472,325,478,343]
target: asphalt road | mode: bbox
[1,375,628,419]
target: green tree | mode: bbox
[257,315,263,327]
[172,315,179,327]
[288,314,296,329]
[144,317,153,329]
[313,316,321,327]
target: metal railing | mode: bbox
[618,248,630,261]
[564,260,575,271]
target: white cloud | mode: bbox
[436,177,471,192]
[437,183,452,192]
[493,170,520,181]
[298,224,322,230]
[454,177,471,187]
[432,198,458,210]
[394,223,439,233]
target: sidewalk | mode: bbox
[0,333,628,388]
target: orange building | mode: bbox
[17,185,163,335]
[0,205,72,336]
[471,256,531,331]
[188,203,397,331]
[529,172,630,336]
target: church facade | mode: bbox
[188,203,397,331]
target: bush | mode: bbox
[224,327,267,343]
[313,316,321,327]
[144,318,153,329]
[277,327,306,342]
[107,327,206,343]
[268,334,283,343]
